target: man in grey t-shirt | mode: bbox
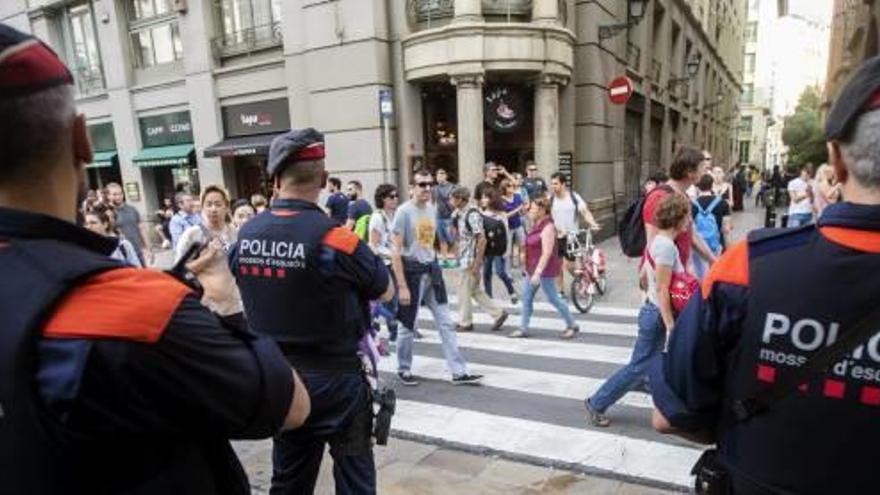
[390,169,481,386]
[106,182,147,265]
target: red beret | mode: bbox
[0,23,73,98]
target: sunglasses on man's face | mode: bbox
[388,193,399,199]
[416,182,434,189]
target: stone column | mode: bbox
[534,74,566,180]
[452,73,486,189]
[532,0,559,25]
[454,0,482,22]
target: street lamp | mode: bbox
[668,52,702,90]
[598,0,651,41]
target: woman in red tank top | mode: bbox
[509,196,579,339]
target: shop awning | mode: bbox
[132,144,195,167]
[203,133,282,158]
[86,150,117,169]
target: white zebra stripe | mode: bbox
[378,355,653,409]
[393,400,701,488]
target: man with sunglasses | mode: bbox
[522,161,548,200]
[391,169,483,386]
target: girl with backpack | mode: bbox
[479,185,518,304]
[691,174,732,280]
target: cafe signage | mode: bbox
[222,98,291,138]
[484,86,524,133]
[139,111,193,147]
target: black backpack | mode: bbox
[618,185,673,258]
[466,208,508,257]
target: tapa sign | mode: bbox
[222,98,291,138]
[484,86,524,133]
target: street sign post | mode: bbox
[607,76,634,105]
[379,89,394,183]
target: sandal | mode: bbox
[584,399,611,427]
[560,325,580,340]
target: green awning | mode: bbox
[132,144,195,167]
[86,150,117,169]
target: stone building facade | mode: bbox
[2,0,743,233]
[824,0,880,113]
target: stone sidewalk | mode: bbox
[235,438,684,495]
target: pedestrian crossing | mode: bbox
[378,298,701,490]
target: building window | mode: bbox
[214,0,283,58]
[66,3,104,95]
[740,116,753,133]
[745,21,757,42]
[739,140,751,163]
[128,0,182,68]
[742,84,754,104]
[744,53,756,74]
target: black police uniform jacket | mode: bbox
[0,207,295,494]
[650,203,880,494]
[230,198,389,371]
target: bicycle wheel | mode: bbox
[595,275,608,296]
[570,275,595,314]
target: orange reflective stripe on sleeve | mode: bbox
[43,268,192,343]
[323,226,359,255]
[701,240,750,298]
[820,227,880,254]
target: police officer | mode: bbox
[0,24,310,494]
[649,55,880,494]
[231,129,393,494]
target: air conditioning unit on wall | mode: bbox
[172,0,187,13]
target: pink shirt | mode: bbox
[525,217,561,278]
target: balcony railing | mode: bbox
[212,22,282,59]
[74,65,105,96]
[626,41,641,71]
[408,0,455,28]
[483,0,532,21]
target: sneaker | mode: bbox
[508,330,528,338]
[510,295,519,305]
[161,239,171,249]
[490,311,509,331]
[451,373,483,385]
[413,329,424,340]
[397,371,419,386]
[559,291,567,300]
[455,323,474,332]
[560,324,580,340]
[584,398,611,427]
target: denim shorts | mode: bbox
[437,217,455,244]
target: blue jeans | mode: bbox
[397,273,467,377]
[520,277,575,334]
[382,268,399,341]
[483,255,516,298]
[271,372,374,495]
[588,302,665,413]
[787,212,813,228]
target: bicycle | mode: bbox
[565,229,608,314]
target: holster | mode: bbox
[692,449,732,495]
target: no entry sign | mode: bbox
[607,76,634,105]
